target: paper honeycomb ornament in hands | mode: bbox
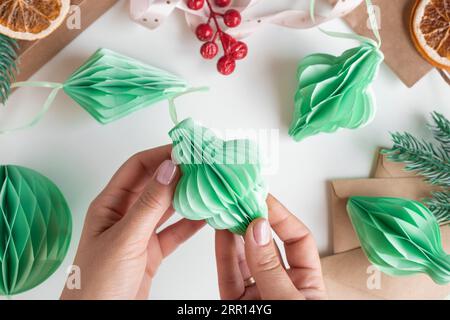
[169,118,268,235]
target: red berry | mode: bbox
[230,41,247,60]
[220,33,237,53]
[187,0,204,10]
[201,42,219,59]
[196,23,214,41]
[217,56,236,75]
[223,9,241,28]
[214,0,231,7]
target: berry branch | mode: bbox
[187,0,248,75]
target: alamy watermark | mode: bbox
[66,5,82,30]
[66,265,81,290]
[171,126,280,176]
[366,265,381,290]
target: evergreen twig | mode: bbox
[0,34,18,105]
[429,111,450,154]
[382,111,450,223]
[383,132,449,187]
[423,191,450,224]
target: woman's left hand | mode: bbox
[61,145,205,300]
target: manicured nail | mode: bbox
[253,219,271,246]
[156,160,177,185]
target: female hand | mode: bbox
[215,194,327,300]
[61,145,205,300]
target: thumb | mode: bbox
[117,159,178,243]
[244,218,303,300]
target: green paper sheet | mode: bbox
[289,42,384,141]
[347,196,450,285]
[169,118,268,235]
[0,165,72,295]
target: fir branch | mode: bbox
[0,34,18,105]
[383,112,450,223]
[382,132,449,187]
[429,111,450,154]
[423,191,450,224]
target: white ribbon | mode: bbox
[129,0,364,39]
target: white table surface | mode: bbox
[0,0,448,300]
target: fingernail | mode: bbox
[253,219,271,246]
[156,160,177,185]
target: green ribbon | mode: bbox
[168,86,209,125]
[0,82,63,134]
[311,0,381,47]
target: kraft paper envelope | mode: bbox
[329,0,433,87]
[322,227,450,300]
[373,153,416,179]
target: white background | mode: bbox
[0,0,448,299]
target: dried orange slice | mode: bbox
[411,0,450,70]
[0,0,70,41]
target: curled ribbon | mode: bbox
[129,0,364,39]
[312,0,381,47]
[0,82,63,134]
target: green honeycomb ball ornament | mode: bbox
[0,165,72,296]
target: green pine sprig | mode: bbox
[382,111,450,223]
[423,191,450,225]
[0,34,18,105]
[429,111,450,154]
[383,132,449,187]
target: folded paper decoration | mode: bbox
[169,118,268,235]
[347,196,450,285]
[322,227,450,299]
[3,48,204,132]
[289,0,384,141]
[0,165,72,296]
[326,157,450,299]
[289,43,383,141]
[331,177,439,255]
[62,48,189,123]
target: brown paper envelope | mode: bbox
[374,153,415,178]
[322,226,450,300]
[329,0,432,87]
[330,178,437,254]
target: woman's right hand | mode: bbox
[215,194,327,300]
